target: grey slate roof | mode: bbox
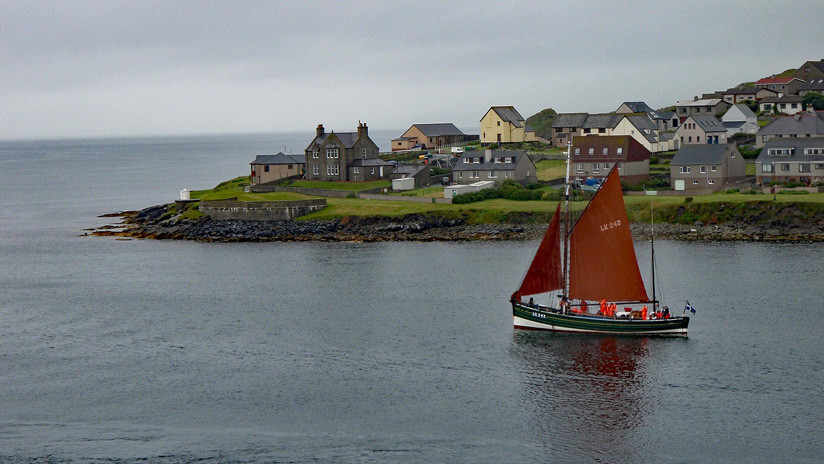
[551,113,589,128]
[309,131,359,149]
[452,150,528,172]
[619,102,654,113]
[730,103,756,118]
[758,112,824,136]
[582,113,622,129]
[800,78,824,91]
[656,110,676,120]
[391,164,428,177]
[671,144,733,165]
[250,152,305,165]
[689,114,726,133]
[722,121,746,131]
[489,106,525,127]
[756,137,824,163]
[623,114,658,143]
[760,95,804,104]
[412,123,465,137]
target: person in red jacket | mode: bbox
[641,305,648,320]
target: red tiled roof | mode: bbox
[755,77,796,85]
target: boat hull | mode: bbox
[512,301,689,335]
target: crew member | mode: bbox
[641,305,648,320]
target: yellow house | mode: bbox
[480,106,536,144]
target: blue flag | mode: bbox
[685,301,696,315]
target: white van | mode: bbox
[450,147,465,154]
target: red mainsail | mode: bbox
[513,203,563,298]
[568,168,649,302]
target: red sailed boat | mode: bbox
[511,147,690,335]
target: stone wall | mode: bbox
[248,184,386,197]
[199,199,327,220]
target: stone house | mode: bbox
[756,111,824,147]
[674,115,727,147]
[550,113,588,147]
[391,123,471,151]
[570,135,650,184]
[798,78,824,97]
[480,106,537,144]
[755,137,824,185]
[250,152,306,185]
[670,144,746,191]
[304,122,383,182]
[452,149,537,185]
[721,104,758,136]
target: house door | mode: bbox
[674,179,685,191]
[497,133,502,144]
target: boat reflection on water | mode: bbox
[511,332,656,461]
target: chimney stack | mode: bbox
[316,124,325,138]
[357,121,368,138]
[484,148,492,163]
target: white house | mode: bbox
[721,104,758,136]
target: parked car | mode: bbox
[451,147,465,154]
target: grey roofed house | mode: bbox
[690,114,727,133]
[551,113,589,128]
[489,106,525,127]
[412,123,465,137]
[798,78,824,94]
[453,150,524,172]
[391,164,428,177]
[251,152,305,165]
[671,144,730,165]
[727,103,756,120]
[623,114,659,143]
[759,111,824,135]
[756,137,824,163]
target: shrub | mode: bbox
[684,197,693,204]
[649,156,659,164]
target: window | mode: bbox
[354,167,359,174]
[312,149,319,159]
[371,167,375,174]
[700,166,706,173]
[583,128,591,134]
[575,148,581,155]
[326,148,338,158]
[603,148,609,155]
[598,128,606,134]
[489,171,497,178]
[799,164,811,173]
[815,163,824,170]
[708,179,714,185]
[711,165,717,172]
[781,163,790,172]
[459,172,463,178]
[592,163,600,173]
[362,148,367,159]
[680,166,691,174]
[327,166,332,176]
[617,147,623,155]
[804,148,824,155]
[761,164,772,173]
[472,171,479,178]
[693,180,699,184]
[264,165,270,172]
[312,165,319,175]
[603,163,610,169]
[588,148,595,155]
[577,164,584,173]
[497,121,501,126]
[463,158,469,164]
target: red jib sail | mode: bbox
[513,203,563,299]
[568,168,649,302]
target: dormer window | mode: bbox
[574,148,581,155]
[602,148,608,155]
[588,148,594,155]
[617,148,623,155]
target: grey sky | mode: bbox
[2,0,823,140]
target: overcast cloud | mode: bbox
[2,0,823,140]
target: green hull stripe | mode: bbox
[513,303,689,333]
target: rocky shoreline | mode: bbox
[88,203,824,242]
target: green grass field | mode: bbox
[187,176,824,223]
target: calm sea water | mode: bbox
[1,135,823,463]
